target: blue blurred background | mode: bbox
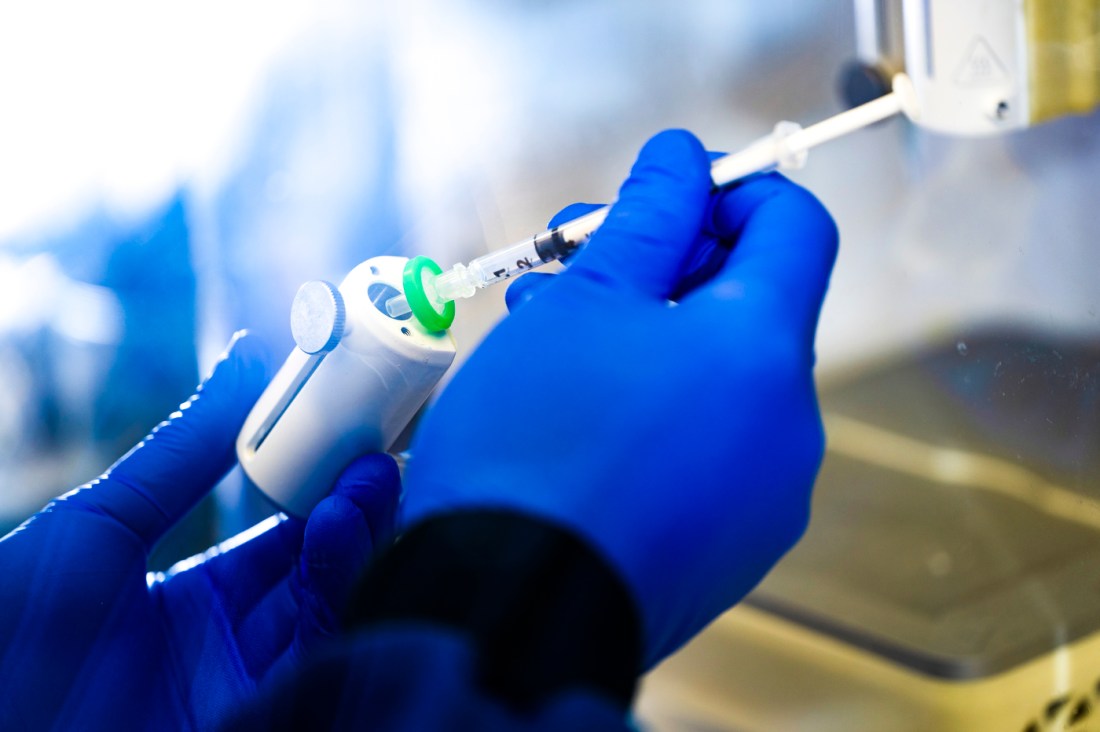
[0,0,854,548]
[1,1,1099,728]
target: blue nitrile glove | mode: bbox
[402,129,838,668]
[0,332,400,731]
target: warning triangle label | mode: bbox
[954,37,1008,86]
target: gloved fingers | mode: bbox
[183,514,305,619]
[662,160,751,299]
[666,229,728,302]
[198,455,397,632]
[545,201,604,267]
[294,454,399,636]
[328,453,401,544]
[562,129,713,300]
[503,202,605,312]
[505,272,557,312]
[187,455,399,675]
[690,173,838,343]
[295,494,373,637]
[69,331,270,552]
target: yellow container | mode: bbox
[1027,0,1100,123]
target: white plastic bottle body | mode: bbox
[236,256,456,518]
[900,0,1029,135]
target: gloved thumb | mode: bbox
[562,129,712,300]
[548,202,605,231]
[504,273,556,312]
[296,453,401,637]
[57,331,270,552]
[505,201,609,311]
[698,173,839,346]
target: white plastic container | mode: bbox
[237,255,456,517]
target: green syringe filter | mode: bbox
[403,255,455,332]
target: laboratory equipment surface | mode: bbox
[642,330,1100,731]
[845,0,1100,135]
[236,256,455,517]
[387,75,919,331]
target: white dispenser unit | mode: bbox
[237,255,456,517]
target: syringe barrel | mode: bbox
[554,207,609,250]
[463,206,611,290]
[466,239,542,288]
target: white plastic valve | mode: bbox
[236,255,456,517]
[899,0,1030,135]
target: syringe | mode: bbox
[388,74,919,332]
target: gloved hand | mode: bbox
[402,129,838,668]
[0,332,400,731]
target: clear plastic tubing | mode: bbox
[387,74,918,319]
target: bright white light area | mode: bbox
[0,0,314,240]
[386,1,521,205]
[0,252,122,344]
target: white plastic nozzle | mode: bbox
[385,294,412,318]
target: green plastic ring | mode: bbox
[403,255,455,332]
